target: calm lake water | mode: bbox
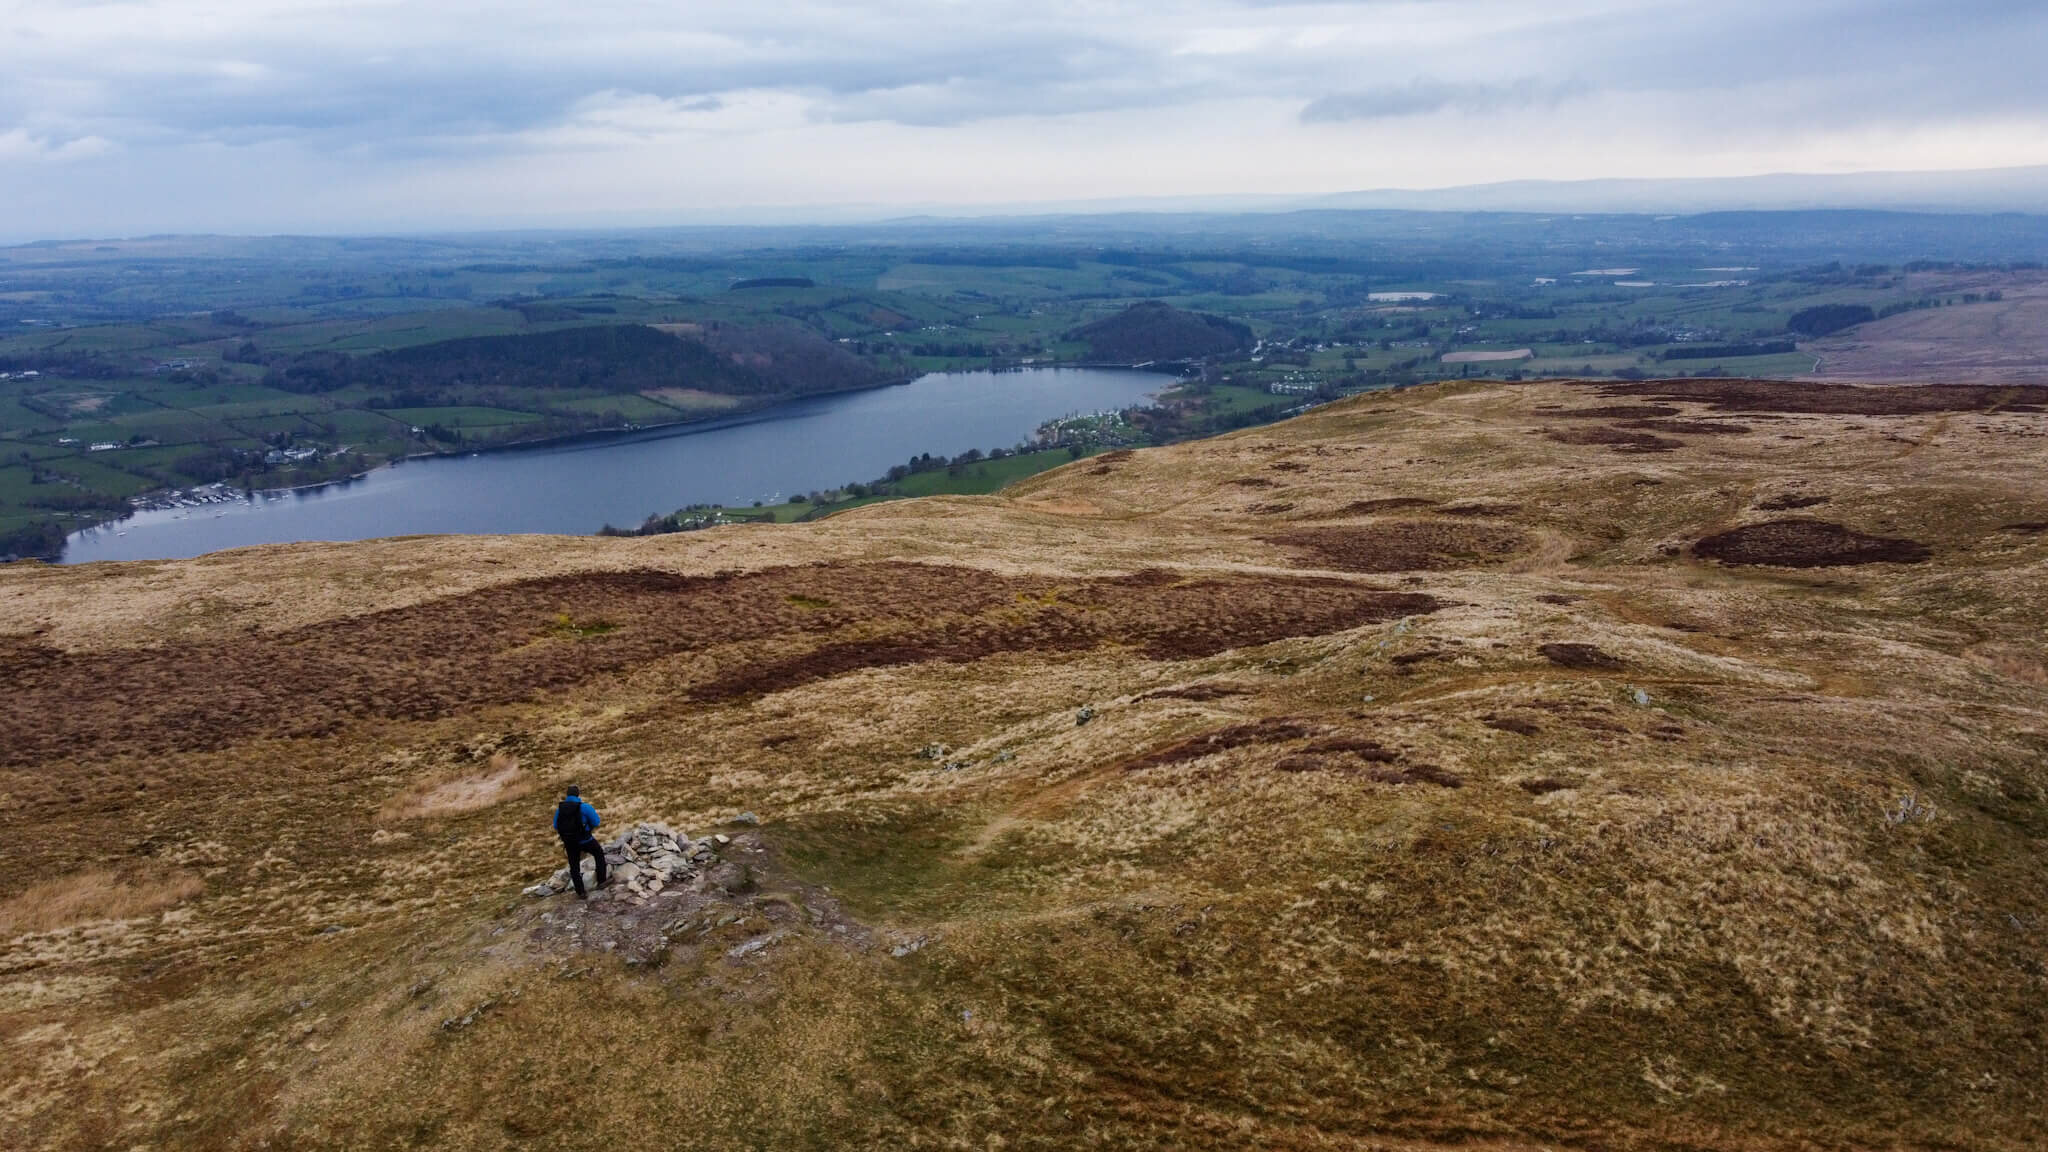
[63,367,1166,564]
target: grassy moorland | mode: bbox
[3,375,2045,1150]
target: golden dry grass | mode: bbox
[2,377,2045,1151]
[0,869,202,938]
[378,751,533,822]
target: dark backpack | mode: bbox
[555,798,590,844]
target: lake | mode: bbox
[62,367,1167,564]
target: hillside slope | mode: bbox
[3,378,2046,1151]
[1070,299,1254,362]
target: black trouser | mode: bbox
[563,837,608,896]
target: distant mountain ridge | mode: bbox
[876,165,2048,223]
[1300,165,2048,215]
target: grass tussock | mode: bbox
[0,867,201,937]
[379,751,532,822]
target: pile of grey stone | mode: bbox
[524,822,721,900]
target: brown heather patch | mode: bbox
[1367,763,1463,788]
[1225,476,1275,488]
[1244,502,1295,515]
[1545,404,1685,419]
[1438,501,1521,517]
[0,565,1436,766]
[1621,418,1752,435]
[1306,734,1397,761]
[1340,496,1435,514]
[1544,425,1684,452]
[1539,642,1625,671]
[1485,715,1543,736]
[1599,377,2048,415]
[1757,493,1830,511]
[0,563,1004,768]
[689,576,1439,701]
[1123,718,1316,771]
[1086,448,1137,475]
[1694,519,1931,567]
[1266,519,1526,572]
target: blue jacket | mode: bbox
[553,798,600,840]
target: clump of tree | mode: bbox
[1068,301,1253,363]
[1787,304,1876,338]
[695,320,897,395]
[261,323,894,404]
[0,520,67,561]
[0,352,123,380]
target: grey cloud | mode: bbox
[0,11,1151,147]
[8,0,2038,153]
[5,0,2048,239]
[1301,78,1585,123]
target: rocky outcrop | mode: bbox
[524,822,723,901]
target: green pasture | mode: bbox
[383,406,546,428]
[39,455,156,498]
[546,394,692,423]
[887,449,1094,498]
[325,409,413,443]
[0,464,45,504]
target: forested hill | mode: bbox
[694,320,894,396]
[1070,301,1254,363]
[265,323,889,401]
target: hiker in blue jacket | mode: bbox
[553,785,608,898]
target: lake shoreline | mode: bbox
[122,361,1181,512]
[70,370,941,542]
[57,366,1173,563]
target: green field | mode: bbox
[544,394,691,423]
[1,223,1974,556]
[886,448,1094,498]
[383,406,547,428]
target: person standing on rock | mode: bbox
[553,785,608,899]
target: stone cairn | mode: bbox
[524,822,722,901]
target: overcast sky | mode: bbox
[3,0,2045,239]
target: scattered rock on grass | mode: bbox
[525,822,719,899]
